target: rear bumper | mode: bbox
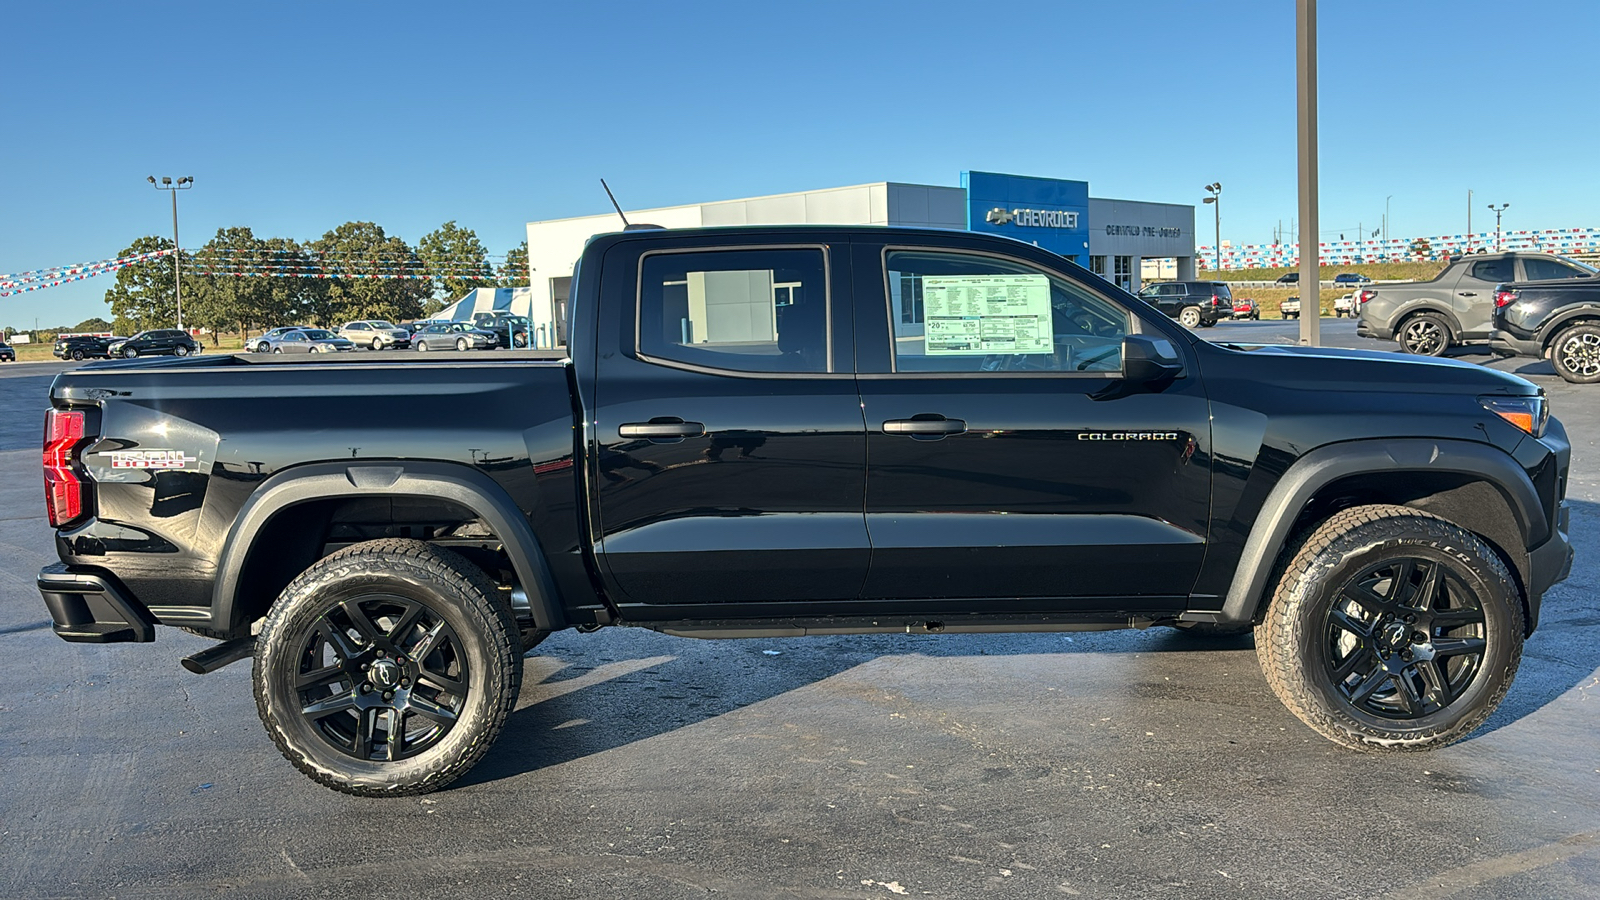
[1355,319,1391,339]
[38,563,156,643]
[1489,330,1541,359]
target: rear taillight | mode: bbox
[43,409,87,527]
[1358,290,1376,305]
[1495,289,1519,309]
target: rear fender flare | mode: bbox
[1539,306,1600,351]
[1395,303,1463,339]
[212,460,564,633]
[1216,439,1545,627]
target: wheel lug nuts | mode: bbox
[1404,615,1416,624]
[383,691,394,701]
[400,678,410,687]
[376,650,385,658]
[360,684,371,693]
[1413,632,1427,644]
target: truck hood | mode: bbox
[1209,342,1540,395]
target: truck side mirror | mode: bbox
[1121,334,1184,385]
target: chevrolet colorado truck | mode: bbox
[39,225,1573,796]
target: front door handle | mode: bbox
[882,415,968,437]
[619,417,706,440]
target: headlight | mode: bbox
[1481,395,1548,438]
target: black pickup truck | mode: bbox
[1491,275,1600,383]
[39,225,1573,796]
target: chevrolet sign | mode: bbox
[986,207,1079,229]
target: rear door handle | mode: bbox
[882,415,968,437]
[1458,291,1478,297]
[619,418,706,440]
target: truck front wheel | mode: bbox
[1256,505,1522,752]
[253,539,523,796]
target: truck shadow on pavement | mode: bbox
[461,499,1595,786]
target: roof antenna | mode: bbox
[600,179,663,231]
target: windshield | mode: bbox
[370,321,396,328]
[302,330,335,340]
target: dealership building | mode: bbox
[519,171,1196,347]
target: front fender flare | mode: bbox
[212,460,565,633]
[1214,438,1545,627]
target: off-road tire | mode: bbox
[1549,322,1600,384]
[253,539,522,796]
[1257,505,1523,752]
[1399,312,1452,356]
[1179,306,1203,328]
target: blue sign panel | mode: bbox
[963,171,1091,267]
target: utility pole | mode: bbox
[1488,202,1510,251]
[1296,0,1320,346]
[1203,183,1222,271]
[148,175,195,331]
[1467,189,1473,252]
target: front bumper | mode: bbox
[38,563,156,643]
[1527,500,1574,633]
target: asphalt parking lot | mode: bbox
[2,321,1597,899]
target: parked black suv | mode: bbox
[109,329,201,359]
[0,339,14,362]
[1137,281,1232,328]
[54,335,118,361]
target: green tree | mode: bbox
[419,221,496,312]
[498,239,530,288]
[309,222,431,325]
[104,236,179,332]
[72,317,114,333]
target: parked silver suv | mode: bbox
[338,320,411,350]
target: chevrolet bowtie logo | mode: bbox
[986,207,1014,225]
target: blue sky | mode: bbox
[4,0,1596,329]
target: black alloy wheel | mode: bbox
[1257,504,1522,751]
[288,593,471,763]
[1550,323,1600,384]
[1399,313,1451,356]
[72,349,85,361]
[1320,558,1487,720]
[124,346,139,358]
[175,345,189,357]
[254,539,522,796]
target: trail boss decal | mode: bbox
[106,450,197,470]
[1075,432,1180,441]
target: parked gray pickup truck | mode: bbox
[1356,252,1595,355]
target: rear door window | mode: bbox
[638,247,830,374]
[1469,258,1514,283]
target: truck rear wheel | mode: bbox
[1399,313,1452,356]
[253,539,522,796]
[1179,307,1203,328]
[1256,505,1522,752]
[1549,323,1600,384]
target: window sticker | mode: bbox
[922,274,1053,355]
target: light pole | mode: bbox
[1488,202,1510,251]
[1383,195,1392,261]
[1202,182,1222,271]
[148,175,194,331]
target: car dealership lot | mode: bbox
[3,323,1598,899]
